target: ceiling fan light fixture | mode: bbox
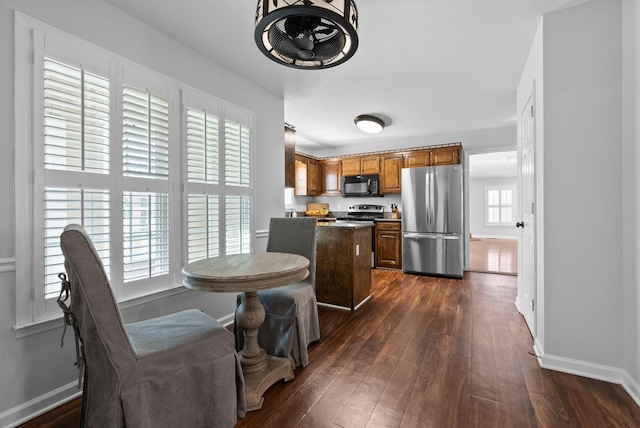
[254,0,359,69]
[354,115,384,134]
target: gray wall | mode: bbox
[469,177,518,239]
[621,0,640,394]
[0,0,284,424]
[515,0,640,403]
[543,0,624,369]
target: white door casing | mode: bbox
[518,89,536,336]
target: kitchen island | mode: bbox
[315,221,373,310]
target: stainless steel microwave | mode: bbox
[341,174,383,197]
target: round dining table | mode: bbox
[182,252,309,411]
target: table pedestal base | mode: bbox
[243,354,294,411]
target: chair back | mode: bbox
[266,217,318,288]
[60,224,137,369]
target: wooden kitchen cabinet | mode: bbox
[341,157,362,176]
[360,155,380,174]
[341,155,380,176]
[284,126,296,188]
[315,225,373,310]
[321,159,341,196]
[403,146,461,168]
[307,158,320,195]
[295,153,321,196]
[403,149,430,168]
[375,221,402,269]
[430,146,461,166]
[380,153,403,194]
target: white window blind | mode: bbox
[187,109,219,184]
[44,188,110,297]
[42,58,111,298]
[187,195,220,262]
[223,119,251,255]
[123,191,170,281]
[122,85,171,281]
[123,85,170,179]
[225,120,251,187]
[225,195,251,255]
[186,108,221,263]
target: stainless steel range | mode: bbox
[337,204,384,222]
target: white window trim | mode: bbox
[484,184,516,227]
[13,12,255,331]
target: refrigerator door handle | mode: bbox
[404,233,460,240]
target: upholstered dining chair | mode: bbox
[58,224,246,428]
[235,217,319,369]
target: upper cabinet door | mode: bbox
[380,154,403,194]
[403,150,430,168]
[294,154,308,196]
[307,158,321,196]
[321,159,341,196]
[342,157,361,176]
[360,155,380,174]
[430,147,461,166]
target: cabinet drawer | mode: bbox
[375,221,401,231]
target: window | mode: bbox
[42,58,112,299]
[186,107,221,263]
[485,186,515,226]
[14,14,254,327]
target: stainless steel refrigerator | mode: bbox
[401,164,464,277]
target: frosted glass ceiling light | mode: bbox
[255,0,359,69]
[354,115,384,134]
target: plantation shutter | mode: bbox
[224,119,251,255]
[42,58,111,297]
[186,108,220,263]
[122,84,170,281]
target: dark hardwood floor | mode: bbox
[19,270,640,427]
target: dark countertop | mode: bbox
[375,218,402,222]
[317,221,374,229]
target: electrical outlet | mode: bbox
[356,244,359,256]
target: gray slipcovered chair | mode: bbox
[235,217,320,369]
[58,224,246,427]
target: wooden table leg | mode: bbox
[236,291,294,411]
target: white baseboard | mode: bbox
[623,371,640,407]
[0,381,81,428]
[219,312,236,328]
[316,302,351,311]
[535,344,640,408]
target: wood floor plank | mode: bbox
[366,302,441,427]
[333,331,411,428]
[295,360,370,428]
[400,333,451,427]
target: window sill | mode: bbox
[13,285,190,339]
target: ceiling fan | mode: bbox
[254,0,359,69]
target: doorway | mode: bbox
[467,150,518,275]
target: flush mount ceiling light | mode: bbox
[254,0,359,69]
[354,115,384,134]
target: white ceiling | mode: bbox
[469,151,518,179]
[104,0,587,151]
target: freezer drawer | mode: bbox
[402,232,463,277]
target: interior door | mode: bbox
[518,90,536,336]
